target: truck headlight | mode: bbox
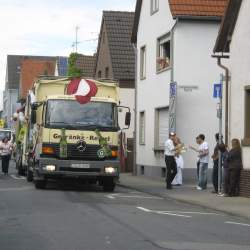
[105,167,117,174]
[44,165,56,171]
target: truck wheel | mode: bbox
[26,169,33,182]
[35,180,46,189]
[17,158,25,176]
[103,178,116,192]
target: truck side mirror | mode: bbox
[125,112,131,127]
[31,110,36,124]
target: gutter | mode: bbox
[174,15,222,22]
[170,18,178,83]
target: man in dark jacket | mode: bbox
[211,133,220,193]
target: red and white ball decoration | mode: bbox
[67,78,98,104]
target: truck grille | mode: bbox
[44,143,103,160]
[59,167,101,173]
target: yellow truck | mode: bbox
[21,76,130,191]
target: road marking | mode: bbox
[137,207,191,218]
[225,221,250,227]
[0,186,33,192]
[10,175,26,180]
[155,211,220,216]
[106,193,163,200]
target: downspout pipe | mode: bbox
[213,55,230,146]
[170,18,178,83]
[132,43,137,176]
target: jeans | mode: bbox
[1,155,11,174]
[212,161,218,192]
[198,162,208,189]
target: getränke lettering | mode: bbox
[53,133,111,141]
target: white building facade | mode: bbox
[214,0,250,169]
[132,0,226,180]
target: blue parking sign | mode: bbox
[213,83,222,98]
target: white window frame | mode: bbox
[154,106,169,149]
[140,46,146,80]
[151,0,159,15]
[139,111,146,145]
[156,33,171,72]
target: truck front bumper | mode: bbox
[34,158,120,180]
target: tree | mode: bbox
[67,53,82,77]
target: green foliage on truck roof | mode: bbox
[67,53,83,78]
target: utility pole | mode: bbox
[75,26,79,53]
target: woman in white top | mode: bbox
[172,137,184,186]
[0,137,13,175]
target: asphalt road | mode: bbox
[0,162,250,250]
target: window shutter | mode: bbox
[158,108,169,147]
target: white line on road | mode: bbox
[225,221,250,227]
[10,175,26,180]
[137,207,151,212]
[137,207,191,218]
[0,186,33,192]
[156,211,220,216]
[106,193,163,200]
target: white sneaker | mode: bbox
[196,186,202,190]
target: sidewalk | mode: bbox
[118,173,250,220]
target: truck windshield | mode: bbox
[45,100,118,131]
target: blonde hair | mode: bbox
[231,138,241,150]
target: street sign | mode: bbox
[169,82,177,133]
[213,83,222,98]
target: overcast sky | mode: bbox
[0,0,136,96]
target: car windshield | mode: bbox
[0,131,11,141]
[45,100,118,130]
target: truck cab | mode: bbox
[24,77,130,191]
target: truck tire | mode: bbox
[35,180,46,189]
[26,169,33,182]
[17,158,25,176]
[103,178,116,192]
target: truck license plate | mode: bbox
[71,164,90,169]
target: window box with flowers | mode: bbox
[156,33,171,73]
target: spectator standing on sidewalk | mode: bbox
[211,133,221,194]
[218,144,229,197]
[172,137,184,186]
[164,132,178,190]
[0,137,13,175]
[197,134,209,190]
[195,136,201,181]
[227,139,243,197]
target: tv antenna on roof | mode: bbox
[72,26,80,53]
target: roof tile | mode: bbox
[168,0,229,17]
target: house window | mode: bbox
[98,70,102,78]
[139,111,145,145]
[157,34,171,72]
[245,88,250,139]
[155,107,169,148]
[140,46,146,79]
[105,67,109,78]
[151,0,159,14]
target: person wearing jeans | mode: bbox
[198,162,208,189]
[197,134,209,190]
[164,132,178,190]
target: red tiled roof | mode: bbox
[169,0,229,18]
[20,59,56,100]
